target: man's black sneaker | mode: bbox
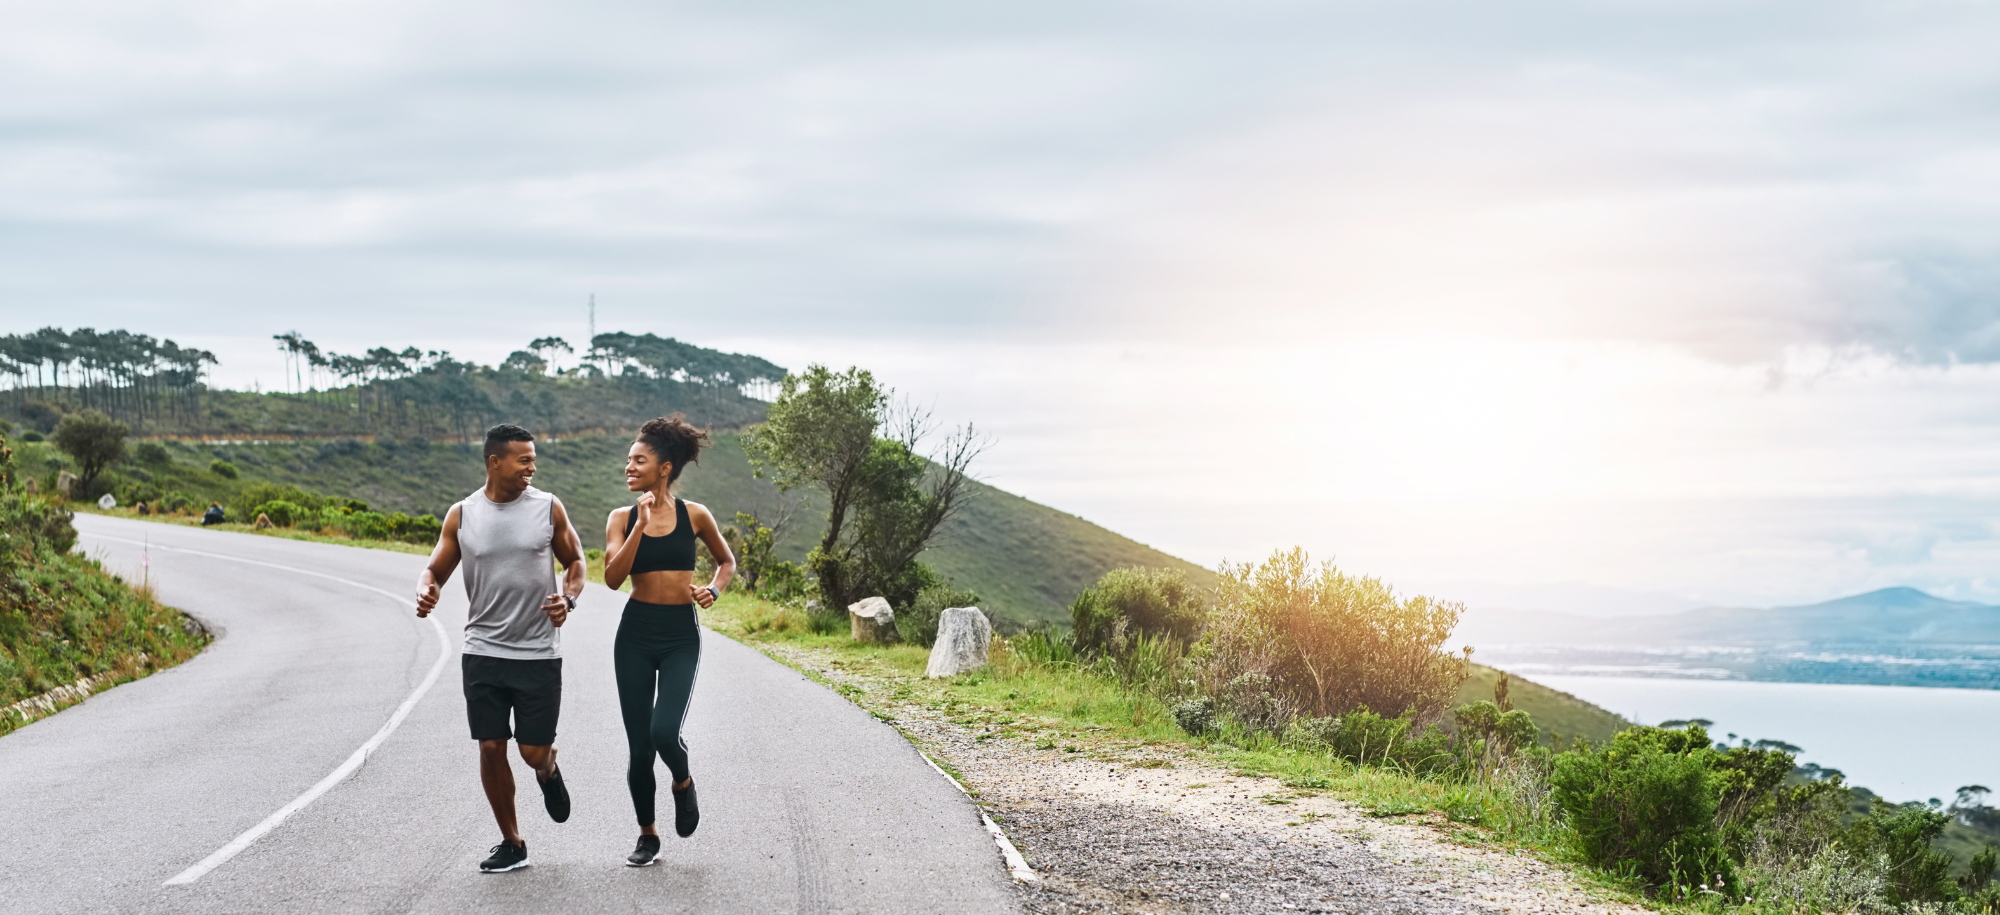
[672,779,700,838]
[626,834,661,867]
[540,765,570,823]
[480,841,529,873]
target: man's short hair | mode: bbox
[483,423,536,460]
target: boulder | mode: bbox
[21,477,38,494]
[252,512,275,530]
[847,596,899,643]
[56,471,76,496]
[805,599,821,614]
[96,493,117,510]
[926,607,993,678]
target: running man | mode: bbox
[416,423,589,873]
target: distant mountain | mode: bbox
[1456,587,2000,648]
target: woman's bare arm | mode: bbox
[688,502,734,608]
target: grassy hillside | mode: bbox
[1453,662,1633,745]
[13,431,1211,629]
[1,441,210,736]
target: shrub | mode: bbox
[759,560,808,601]
[1203,548,1466,726]
[1551,724,1734,892]
[1070,566,1204,658]
[19,430,43,443]
[51,410,128,491]
[230,482,324,524]
[1172,697,1216,737]
[1218,671,1292,735]
[253,500,306,527]
[1284,714,1342,748]
[1842,801,1960,905]
[896,579,981,647]
[1454,700,1540,753]
[208,459,238,479]
[132,441,169,465]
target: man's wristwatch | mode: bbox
[562,593,578,611]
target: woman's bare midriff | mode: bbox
[628,570,702,606]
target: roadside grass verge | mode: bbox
[1,549,212,737]
[693,596,1644,890]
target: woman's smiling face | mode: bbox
[625,441,670,491]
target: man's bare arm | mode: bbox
[540,500,588,627]
[415,505,463,618]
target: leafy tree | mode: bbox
[746,365,981,611]
[51,409,128,492]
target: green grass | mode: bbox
[0,538,211,736]
[19,430,1211,629]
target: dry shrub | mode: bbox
[1203,548,1466,729]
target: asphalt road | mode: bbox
[0,514,1020,915]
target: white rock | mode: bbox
[96,493,117,510]
[926,607,992,678]
[847,596,899,643]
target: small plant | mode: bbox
[208,459,238,479]
[1172,696,1216,737]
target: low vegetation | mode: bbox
[0,432,210,736]
[708,546,2000,915]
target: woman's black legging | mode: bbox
[614,599,702,828]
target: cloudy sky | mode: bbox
[7,0,2000,609]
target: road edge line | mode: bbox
[83,533,452,887]
[917,750,1039,882]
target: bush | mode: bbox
[19,431,42,443]
[1842,801,1960,906]
[208,459,238,479]
[132,441,169,465]
[229,482,330,524]
[1551,724,1735,892]
[1172,696,1216,737]
[896,579,981,647]
[253,500,307,527]
[1202,548,1466,726]
[1070,566,1204,658]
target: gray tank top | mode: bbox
[456,486,560,660]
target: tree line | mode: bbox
[0,326,786,440]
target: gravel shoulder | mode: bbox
[757,642,1653,915]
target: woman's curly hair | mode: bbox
[635,414,710,483]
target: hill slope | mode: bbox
[13,433,1210,629]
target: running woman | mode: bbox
[416,423,589,873]
[603,415,735,867]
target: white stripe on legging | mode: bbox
[85,534,451,887]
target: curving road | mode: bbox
[0,514,1020,915]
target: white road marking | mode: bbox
[82,533,451,886]
[919,751,1039,882]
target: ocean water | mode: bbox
[1531,676,2000,804]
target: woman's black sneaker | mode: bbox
[672,780,700,837]
[540,765,570,823]
[480,841,529,873]
[626,834,661,867]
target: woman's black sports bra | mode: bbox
[622,498,697,573]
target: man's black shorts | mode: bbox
[462,654,562,745]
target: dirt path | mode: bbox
[759,643,1650,915]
